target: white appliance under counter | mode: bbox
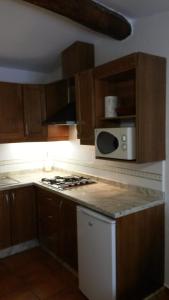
[77,206,116,300]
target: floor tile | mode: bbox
[0,289,39,300]
[0,273,25,297]
[0,261,12,278]
[28,269,77,300]
[2,247,168,300]
[47,289,87,300]
[30,280,65,300]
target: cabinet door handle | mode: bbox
[11,192,15,202]
[59,200,63,210]
[5,193,9,205]
[47,215,53,219]
[25,123,29,136]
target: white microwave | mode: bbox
[95,127,136,160]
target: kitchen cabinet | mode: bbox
[22,84,47,140]
[0,82,24,143]
[75,69,95,145]
[37,188,61,257]
[0,191,11,250]
[61,41,94,78]
[0,81,71,144]
[0,180,163,299]
[0,186,37,249]
[37,188,78,270]
[116,204,164,300]
[94,52,166,163]
[60,196,78,270]
[10,186,37,245]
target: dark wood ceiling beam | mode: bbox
[23,0,132,40]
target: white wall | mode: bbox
[0,66,51,84]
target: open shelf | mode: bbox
[93,52,166,162]
[101,115,136,121]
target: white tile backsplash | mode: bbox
[0,140,163,191]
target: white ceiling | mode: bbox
[97,0,169,18]
[0,0,169,73]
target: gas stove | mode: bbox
[41,175,96,190]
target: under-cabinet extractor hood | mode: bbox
[43,101,76,125]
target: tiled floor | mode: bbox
[0,247,86,300]
[0,247,168,300]
[148,288,169,300]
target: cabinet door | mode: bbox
[0,82,24,142]
[23,85,47,140]
[37,188,78,271]
[60,197,78,270]
[116,205,164,300]
[37,189,61,256]
[0,192,11,249]
[11,186,37,245]
[75,70,95,145]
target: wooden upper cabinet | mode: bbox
[0,82,24,142]
[94,52,166,163]
[62,41,95,78]
[0,191,11,250]
[75,69,95,145]
[22,85,47,140]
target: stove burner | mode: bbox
[41,175,96,190]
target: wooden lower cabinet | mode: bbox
[37,188,78,271]
[37,188,164,297]
[0,186,37,250]
[10,186,37,245]
[60,197,78,270]
[116,204,164,300]
[37,188,61,257]
[0,184,164,299]
[0,191,11,249]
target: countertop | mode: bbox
[0,169,164,219]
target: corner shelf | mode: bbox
[94,52,166,163]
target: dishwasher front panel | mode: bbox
[77,206,116,300]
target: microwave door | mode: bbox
[97,131,119,154]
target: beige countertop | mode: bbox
[0,169,164,219]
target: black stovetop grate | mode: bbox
[41,175,96,190]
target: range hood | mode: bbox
[44,102,76,125]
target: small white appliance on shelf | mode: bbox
[104,95,118,118]
[95,127,136,160]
